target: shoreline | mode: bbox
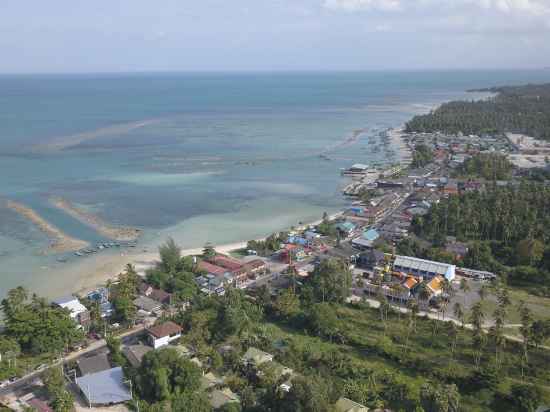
[72,210,346,297]
[49,196,141,241]
[4,125,409,299]
[5,200,90,254]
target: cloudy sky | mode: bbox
[2,0,549,73]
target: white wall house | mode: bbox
[146,321,182,349]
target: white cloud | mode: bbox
[323,0,402,12]
[322,0,550,35]
[324,0,550,15]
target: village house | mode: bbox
[138,281,172,305]
[77,353,111,377]
[242,347,274,367]
[445,241,469,260]
[244,259,267,277]
[356,249,385,270]
[146,321,183,349]
[122,344,153,367]
[335,397,370,412]
[208,254,243,272]
[443,181,459,196]
[76,367,132,407]
[133,295,162,315]
[209,388,240,410]
[424,275,445,298]
[52,296,90,328]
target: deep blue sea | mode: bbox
[1,70,550,298]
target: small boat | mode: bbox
[57,257,67,263]
[75,252,83,257]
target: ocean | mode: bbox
[1,70,550,299]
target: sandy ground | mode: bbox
[5,200,90,253]
[388,127,413,164]
[49,196,141,241]
[72,241,249,296]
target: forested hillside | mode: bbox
[406,83,550,139]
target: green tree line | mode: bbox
[406,83,550,140]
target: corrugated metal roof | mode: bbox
[394,255,455,278]
[77,353,111,376]
[77,367,132,405]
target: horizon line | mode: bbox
[0,67,549,77]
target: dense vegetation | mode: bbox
[0,287,84,355]
[0,287,84,382]
[412,183,550,293]
[111,246,550,412]
[150,263,550,411]
[411,144,434,168]
[247,233,288,257]
[406,83,550,139]
[453,153,513,180]
[146,238,200,302]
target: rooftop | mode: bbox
[147,321,182,339]
[77,353,111,376]
[122,344,153,368]
[242,347,273,365]
[209,388,240,409]
[133,296,162,313]
[198,260,228,276]
[335,397,370,412]
[394,255,455,280]
[53,296,87,316]
[76,367,132,405]
[209,255,243,272]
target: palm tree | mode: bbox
[518,301,533,379]
[447,322,459,360]
[459,278,470,309]
[478,284,489,301]
[490,307,506,368]
[418,284,432,310]
[453,302,464,328]
[469,302,486,368]
[407,298,419,332]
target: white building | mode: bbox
[393,255,455,281]
[146,321,183,349]
[53,295,89,327]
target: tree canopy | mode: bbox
[1,287,83,355]
[406,83,550,140]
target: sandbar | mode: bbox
[49,197,141,241]
[6,200,90,253]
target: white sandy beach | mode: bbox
[70,211,345,297]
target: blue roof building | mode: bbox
[77,367,132,406]
[336,222,356,234]
[362,229,379,242]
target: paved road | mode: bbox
[0,325,146,396]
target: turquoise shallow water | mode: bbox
[1,70,550,298]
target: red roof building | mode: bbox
[209,255,243,272]
[198,261,228,276]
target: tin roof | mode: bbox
[76,367,132,405]
[77,353,111,376]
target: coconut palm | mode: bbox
[453,302,465,328]
[459,278,470,309]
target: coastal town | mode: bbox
[2,114,550,412]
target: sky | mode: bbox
[1,0,550,73]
